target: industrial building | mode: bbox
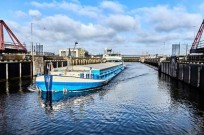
[59,48,88,57]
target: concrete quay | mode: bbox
[142,55,204,90]
[0,60,32,81]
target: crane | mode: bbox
[190,19,204,54]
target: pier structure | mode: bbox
[160,57,204,90]
[0,54,103,81]
[0,56,32,81]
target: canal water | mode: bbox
[0,62,204,135]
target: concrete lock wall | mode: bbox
[0,62,32,81]
[22,62,31,76]
[182,64,190,84]
[161,63,164,73]
[200,66,204,89]
[0,63,6,80]
[163,62,167,75]
[164,62,169,75]
[190,64,200,87]
[58,61,62,67]
[52,62,57,68]
[8,63,19,78]
[160,61,204,90]
[178,64,184,81]
[34,56,44,75]
[162,62,170,75]
[170,57,177,78]
[161,62,165,73]
[63,61,67,67]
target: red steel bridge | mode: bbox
[0,20,27,53]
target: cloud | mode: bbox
[104,14,138,32]
[14,10,27,18]
[136,5,202,32]
[28,14,134,54]
[32,15,116,43]
[31,1,100,18]
[59,2,100,18]
[28,9,41,19]
[135,31,179,44]
[199,2,204,14]
[30,1,126,19]
[70,0,80,4]
[31,1,55,8]
[100,1,124,13]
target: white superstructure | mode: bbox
[103,48,122,62]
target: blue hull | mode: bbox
[35,63,125,92]
[36,81,104,92]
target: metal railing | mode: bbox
[4,42,26,50]
[197,40,204,48]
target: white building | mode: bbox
[59,48,87,57]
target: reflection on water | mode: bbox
[38,88,108,113]
[1,63,204,134]
[40,89,101,102]
[159,73,204,112]
[0,77,33,94]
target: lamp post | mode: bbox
[73,41,78,56]
[41,26,46,55]
[71,41,78,70]
[31,23,35,76]
[31,23,33,56]
[163,42,165,55]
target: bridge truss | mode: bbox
[0,20,27,53]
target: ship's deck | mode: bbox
[54,62,123,72]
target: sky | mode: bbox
[1,0,204,55]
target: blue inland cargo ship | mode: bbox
[35,48,125,92]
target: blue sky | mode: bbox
[1,0,204,55]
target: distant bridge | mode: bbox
[122,55,145,62]
[122,55,145,57]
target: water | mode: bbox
[1,62,204,135]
